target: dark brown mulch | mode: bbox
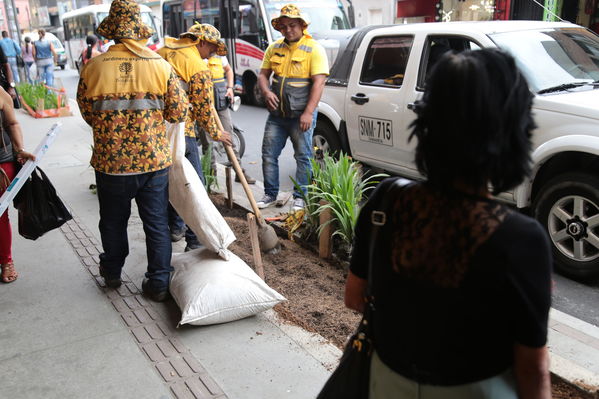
[211,194,593,398]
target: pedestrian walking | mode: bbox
[256,3,329,210]
[21,37,34,84]
[76,0,189,302]
[0,31,21,84]
[33,29,57,88]
[0,86,36,283]
[198,55,255,184]
[0,45,17,102]
[80,35,102,67]
[157,23,232,251]
[344,49,552,398]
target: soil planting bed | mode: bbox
[211,194,593,398]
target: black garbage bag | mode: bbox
[13,167,72,240]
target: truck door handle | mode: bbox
[351,93,369,105]
[407,102,416,110]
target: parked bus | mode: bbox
[161,0,352,105]
[62,4,161,71]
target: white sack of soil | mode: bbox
[166,122,235,260]
[170,248,286,326]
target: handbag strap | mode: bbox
[366,178,408,298]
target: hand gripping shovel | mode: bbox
[213,108,280,253]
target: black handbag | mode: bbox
[317,177,402,399]
[13,167,72,240]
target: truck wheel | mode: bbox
[313,121,342,161]
[533,173,599,279]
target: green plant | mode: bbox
[293,152,386,250]
[201,143,218,193]
[17,82,60,110]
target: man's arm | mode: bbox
[223,63,234,101]
[299,74,326,132]
[163,70,189,124]
[258,68,278,111]
[188,70,232,145]
[76,77,93,126]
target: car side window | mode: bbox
[418,36,481,89]
[360,36,414,88]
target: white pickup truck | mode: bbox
[315,21,599,278]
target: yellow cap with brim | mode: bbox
[271,4,310,31]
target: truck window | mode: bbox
[239,0,268,50]
[360,36,413,88]
[418,36,481,89]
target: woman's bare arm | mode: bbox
[344,271,367,313]
[0,88,35,162]
[513,343,551,399]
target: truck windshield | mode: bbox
[264,0,350,38]
[490,28,599,93]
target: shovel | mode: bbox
[212,108,280,253]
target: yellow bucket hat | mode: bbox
[97,0,154,40]
[180,23,227,56]
[271,4,310,31]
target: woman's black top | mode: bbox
[350,180,552,385]
[0,110,14,163]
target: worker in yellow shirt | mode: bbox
[257,3,329,211]
[77,0,189,302]
[198,54,255,184]
[157,23,232,251]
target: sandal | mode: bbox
[1,261,18,283]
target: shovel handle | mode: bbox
[212,108,265,224]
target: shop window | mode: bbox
[360,36,414,88]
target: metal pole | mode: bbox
[5,0,22,43]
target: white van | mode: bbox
[22,31,68,69]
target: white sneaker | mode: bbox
[291,198,305,211]
[257,195,276,209]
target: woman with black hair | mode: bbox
[345,48,552,399]
[80,35,101,68]
[21,37,34,84]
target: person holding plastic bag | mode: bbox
[0,86,35,282]
[157,23,232,251]
[77,0,189,302]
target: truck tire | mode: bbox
[313,121,342,160]
[533,173,599,279]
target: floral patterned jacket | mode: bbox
[77,43,188,174]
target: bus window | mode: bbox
[239,0,268,50]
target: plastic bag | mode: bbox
[170,248,286,326]
[13,167,72,240]
[166,122,236,260]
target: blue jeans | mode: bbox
[36,58,54,87]
[262,111,316,199]
[24,61,33,84]
[7,57,19,83]
[95,168,172,290]
[168,135,205,246]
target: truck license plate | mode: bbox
[358,117,393,146]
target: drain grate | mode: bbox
[60,216,228,399]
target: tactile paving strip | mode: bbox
[60,216,228,399]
